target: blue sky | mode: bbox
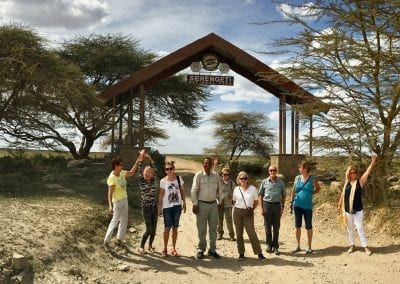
[0,0,315,154]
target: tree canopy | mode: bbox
[0,26,211,158]
[209,111,275,161]
[261,0,400,202]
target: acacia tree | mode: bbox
[60,35,210,151]
[0,24,109,159]
[0,24,56,124]
[260,0,400,202]
[1,30,210,158]
[210,112,275,161]
[1,28,122,158]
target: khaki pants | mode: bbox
[218,206,235,238]
[196,201,218,252]
[233,207,262,255]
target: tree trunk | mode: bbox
[365,157,390,205]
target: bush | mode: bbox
[0,156,35,175]
[0,154,71,197]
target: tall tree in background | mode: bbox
[0,24,107,159]
[60,35,211,150]
[210,112,274,161]
[260,0,400,202]
[0,25,36,121]
[1,29,211,158]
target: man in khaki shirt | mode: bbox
[191,157,223,259]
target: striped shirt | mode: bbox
[138,162,158,207]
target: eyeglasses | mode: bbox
[223,173,230,176]
[165,167,174,171]
[269,169,277,172]
[239,177,248,180]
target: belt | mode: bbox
[199,200,217,204]
[264,201,281,204]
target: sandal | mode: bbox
[161,249,168,258]
[170,249,179,257]
[103,242,111,252]
[138,248,146,255]
[292,246,301,253]
[347,245,355,254]
[148,246,156,253]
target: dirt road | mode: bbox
[1,156,399,283]
[98,156,400,283]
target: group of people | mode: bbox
[103,150,377,261]
[103,149,187,257]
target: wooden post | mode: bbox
[279,95,287,154]
[111,97,116,154]
[127,89,133,146]
[291,108,295,154]
[139,85,145,148]
[309,114,313,156]
[295,111,299,154]
[118,99,123,151]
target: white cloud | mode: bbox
[268,110,279,123]
[0,0,109,29]
[244,0,255,5]
[216,75,275,104]
[278,2,318,21]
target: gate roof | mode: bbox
[100,32,327,112]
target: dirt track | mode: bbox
[1,156,399,283]
[99,156,400,283]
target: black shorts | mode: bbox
[294,206,313,229]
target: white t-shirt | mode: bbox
[160,176,184,209]
[232,185,258,209]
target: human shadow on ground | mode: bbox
[360,244,400,255]
[284,243,400,258]
[106,248,313,277]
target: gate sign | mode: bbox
[187,74,234,86]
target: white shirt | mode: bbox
[160,176,184,209]
[232,185,258,209]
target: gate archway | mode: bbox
[100,33,328,180]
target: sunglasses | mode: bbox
[223,173,230,176]
[269,169,277,172]
[239,177,248,180]
[165,167,174,171]
[349,171,357,174]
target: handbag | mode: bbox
[239,187,253,216]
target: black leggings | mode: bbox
[140,205,158,248]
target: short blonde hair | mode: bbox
[236,171,250,184]
[221,167,230,174]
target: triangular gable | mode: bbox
[100,32,326,111]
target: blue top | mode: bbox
[293,175,315,210]
[258,177,286,203]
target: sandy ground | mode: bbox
[1,156,399,283]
